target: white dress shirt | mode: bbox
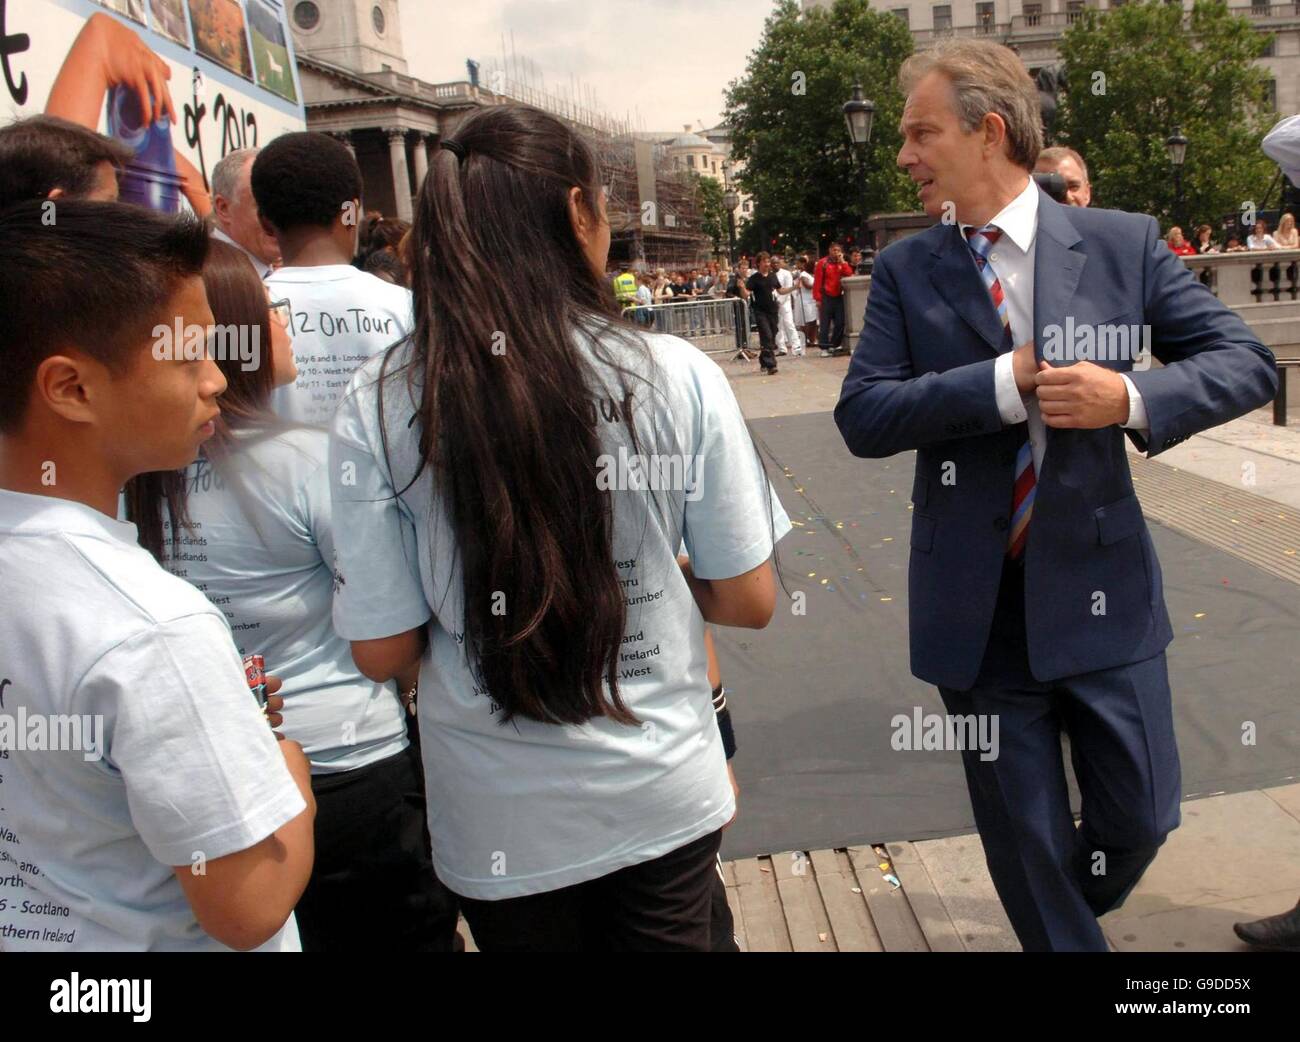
[961,177,1148,474]
[211,226,272,280]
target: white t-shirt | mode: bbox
[0,490,305,951]
[266,265,414,427]
[329,320,791,899]
[1247,234,1279,250]
[775,267,795,313]
[163,428,408,773]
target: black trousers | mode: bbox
[754,309,778,371]
[818,295,845,351]
[458,828,725,951]
[294,742,462,952]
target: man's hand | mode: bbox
[723,761,739,830]
[1034,360,1131,428]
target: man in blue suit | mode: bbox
[835,40,1278,951]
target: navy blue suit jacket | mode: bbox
[835,188,1279,690]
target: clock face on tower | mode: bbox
[373,5,386,35]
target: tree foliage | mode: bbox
[1056,0,1277,229]
[724,0,917,253]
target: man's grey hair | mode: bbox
[1037,145,1090,185]
[211,148,259,202]
[900,39,1044,172]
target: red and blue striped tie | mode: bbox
[965,225,1035,559]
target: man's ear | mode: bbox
[33,352,102,426]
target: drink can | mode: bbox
[242,653,268,708]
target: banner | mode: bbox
[0,0,307,215]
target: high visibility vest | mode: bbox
[614,271,637,304]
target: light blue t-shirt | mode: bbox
[0,490,305,951]
[329,320,791,899]
[163,428,408,773]
[266,265,414,427]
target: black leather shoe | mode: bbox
[1233,898,1300,951]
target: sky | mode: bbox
[399,0,778,134]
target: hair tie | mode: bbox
[440,138,466,160]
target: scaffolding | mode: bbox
[480,50,709,271]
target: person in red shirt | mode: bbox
[813,243,855,356]
[1165,225,1197,256]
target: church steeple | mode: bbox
[287,0,408,75]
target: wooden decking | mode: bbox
[721,841,964,952]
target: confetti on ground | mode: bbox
[821,579,829,585]
[1194,612,1207,619]
[808,572,816,578]
[881,596,893,602]
[883,537,893,542]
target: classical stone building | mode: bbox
[287,0,710,264]
[287,0,493,220]
[802,0,1298,115]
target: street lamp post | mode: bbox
[843,83,876,273]
[723,182,739,266]
[1166,125,1188,232]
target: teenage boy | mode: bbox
[253,132,414,426]
[0,114,130,208]
[0,200,315,951]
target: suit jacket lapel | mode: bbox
[1032,194,1086,364]
[928,224,1008,355]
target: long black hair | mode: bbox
[384,104,680,728]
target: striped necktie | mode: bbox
[965,225,1035,560]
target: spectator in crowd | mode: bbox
[1166,226,1197,256]
[849,248,863,272]
[251,132,413,427]
[1193,224,1219,254]
[0,114,129,208]
[792,254,818,350]
[1224,235,1247,252]
[328,104,788,951]
[742,250,782,375]
[1274,211,1298,248]
[813,242,854,356]
[1034,145,1091,207]
[653,267,674,303]
[209,148,280,279]
[356,213,412,286]
[772,254,801,356]
[1247,219,1280,250]
[0,200,314,951]
[633,271,655,326]
[127,239,460,952]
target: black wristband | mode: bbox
[712,685,736,758]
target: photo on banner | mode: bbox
[148,0,189,45]
[247,0,297,102]
[94,0,145,24]
[187,0,253,80]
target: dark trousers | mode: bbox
[938,558,1182,951]
[754,309,778,371]
[818,294,845,351]
[709,854,740,952]
[295,742,462,951]
[459,828,725,951]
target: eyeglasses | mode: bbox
[268,298,291,326]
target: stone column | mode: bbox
[385,127,413,221]
[411,133,429,193]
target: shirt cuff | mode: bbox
[1119,373,1149,431]
[994,351,1029,425]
